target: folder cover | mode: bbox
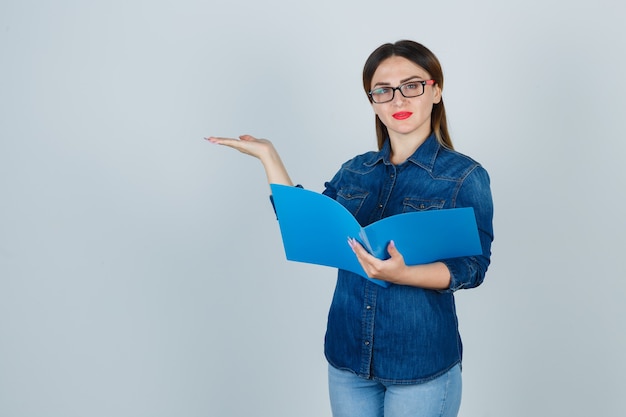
[270,184,482,287]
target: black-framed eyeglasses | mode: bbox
[368,80,436,103]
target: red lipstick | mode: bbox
[392,112,413,120]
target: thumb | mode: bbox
[387,240,400,257]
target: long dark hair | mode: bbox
[363,40,453,150]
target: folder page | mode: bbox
[270,184,481,288]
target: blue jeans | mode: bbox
[328,363,462,417]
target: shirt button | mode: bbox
[378,204,383,208]
[364,341,370,346]
[366,305,371,310]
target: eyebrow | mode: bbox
[372,76,424,88]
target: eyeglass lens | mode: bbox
[370,82,425,103]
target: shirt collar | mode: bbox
[366,133,440,172]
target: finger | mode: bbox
[349,239,376,264]
[211,137,249,148]
[206,137,255,156]
[205,136,236,144]
[348,238,365,255]
[348,239,372,272]
[387,240,405,263]
[387,240,398,256]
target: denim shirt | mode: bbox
[322,133,494,384]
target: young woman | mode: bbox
[207,40,494,417]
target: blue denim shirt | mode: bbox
[322,133,494,383]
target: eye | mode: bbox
[403,82,420,90]
[371,87,391,95]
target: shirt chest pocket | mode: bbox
[336,189,369,217]
[402,198,445,212]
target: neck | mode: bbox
[389,131,431,165]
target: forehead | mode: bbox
[371,56,430,84]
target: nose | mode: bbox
[391,89,407,105]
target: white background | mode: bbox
[1,1,625,416]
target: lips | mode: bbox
[392,112,413,120]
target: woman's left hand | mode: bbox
[347,238,452,289]
[348,239,408,285]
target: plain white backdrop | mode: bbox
[1,1,625,416]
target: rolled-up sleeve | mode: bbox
[441,165,494,292]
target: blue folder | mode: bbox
[270,184,482,287]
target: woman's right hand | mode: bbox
[205,134,275,161]
[205,134,294,186]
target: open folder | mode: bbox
[270,184,482,287]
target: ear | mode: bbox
[432,83,442,104]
